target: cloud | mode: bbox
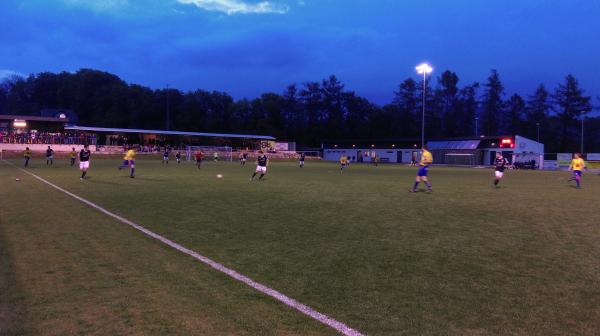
[177,0,289,15]
[0,69,25,79]
[61,0,130,12]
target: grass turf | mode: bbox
[1,157,600,335]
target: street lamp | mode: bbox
[415,63,433,148]
[581,116,585,154]
[166,84,171,131]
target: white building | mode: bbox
[322,135,544,168]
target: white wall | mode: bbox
[515,135,544,155]
[0,144,97,152]
[323,148,414,163]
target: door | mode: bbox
[489,150,496,165]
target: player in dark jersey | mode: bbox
[241,152,248,166]
[79,144,92,180]
[299,153,306,168]
[175,151,181,164]
[45,146,54,165]
[251,151,268,181]
[162,149,169,164]
[493,152,509,187]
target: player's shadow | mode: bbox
[88,178,121,186]
[118,175,163,182]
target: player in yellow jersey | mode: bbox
[340,154,349,173]
[410,145,433,192]
[24,147,32,167]
[568,153,586,188]
[118,147,136,178]
[69,147,77,166]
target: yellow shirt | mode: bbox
[69,151,76,158]
[570,158,585,171]
[340,156,348,164]
[24,150,32,157]
[124,149,136,161]
[420,150,433,166]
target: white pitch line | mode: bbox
[4,161,364,336]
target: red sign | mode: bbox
[500,138,514,148]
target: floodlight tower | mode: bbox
[415,63,433,148]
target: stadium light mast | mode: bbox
[416,63,433,148]
[580,116,584,154]
[166,84,171,131]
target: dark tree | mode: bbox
[481,70,504,136]
[299,81,325,146]
[457,83,480,136]
[552,74,592,151]
[525,84,550,142]
[435,71,461,136]
[344,92,374,139]
[392,78,419,138]
[321,75,346,140]
[2,68,600,152]
[504,94,525,135]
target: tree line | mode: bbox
[0,68,598,152]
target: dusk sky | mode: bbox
[1,0,599,104]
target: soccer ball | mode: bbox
[15,178,21,181]
[216,174,223,179]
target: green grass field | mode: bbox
[2,157,600,335]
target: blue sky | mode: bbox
[1,0,599,104]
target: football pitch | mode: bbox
[1,158,599,335]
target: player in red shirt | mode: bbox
[194,151,203,169]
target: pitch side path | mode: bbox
[2,158,600,335]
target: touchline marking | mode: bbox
[5,161,364,336]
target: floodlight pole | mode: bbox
[581,117,584,154]
[421,71,426,148]
[166,84,171,131]
[415,63,432,148]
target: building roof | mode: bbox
[323,135,541,150]
[427,140,481,150]
[0,114,70,123]
[64,125,275,140]
[323,135,515,145]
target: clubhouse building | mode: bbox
[322,135,545,168]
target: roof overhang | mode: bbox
[0,115,70,123]
[64,125,275,140]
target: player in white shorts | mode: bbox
[79,144,91,180]
[162,149,169,164]
[251,151,268,181]
[493,152,509,187]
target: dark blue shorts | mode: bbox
[573,170,582,177]
[417,165,429,177]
